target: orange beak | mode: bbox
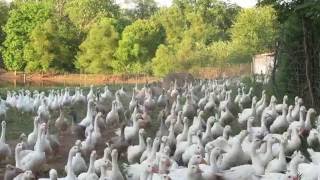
[200,158,207,165]
[152,166,159,173]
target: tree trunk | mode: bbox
[302,17,314,106]
[271,41,279,96]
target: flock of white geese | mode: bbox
[0,79,320,180]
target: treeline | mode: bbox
[0,0,278,76]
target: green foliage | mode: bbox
[114,19,165,73]
[258,0,320,106]
[76,17,119,74]
[126,0,158,20]
[23,17,79,72]
[2,2,52,71]
[65,0,120,31]
[231,6,279,56]
[0,0,281,77]
[0,0,9,66]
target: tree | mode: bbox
[76,17,119,74]
[153,6,186,45]
[23,17,79,72]
[0,0,9,67]
[231,6,279,56]
[2,1,52,71]
[125,0,158,20]
[114,19,165,73]
[152,44,178,77]
[65,0,120,32]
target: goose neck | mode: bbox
[112,154,119,171]
[15,147,21,168]
[35,128,44,152]
[139,133,146,148]
[223,130,229,140]
[120,126,125,141]
[210,152,219,170]
[0,125,5,142]
[168,125,175,138]
[187,132,193,145]
[67,151,75,176]
[282,108,287,117]
[88,154,95,173]
[100,165,108,179]
[279,143,285,162]
[288,159,299,176]
[299,111,305,124]
[205,123,212,136]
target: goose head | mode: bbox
[21,170,35,180]
[239,130,248,142]
[248,87,253,95]
[291,151,305,162]
[252,139,263,150]
[189,154,207,166]
[270,96,277,104]
[144,163,159,177]
[91,150,97,158]
[283,95,288,103]
[223,125,232,139]
[187,165,202,178]
[183,117,189,126]
[252,96,257,105]
[139,128,146,136]
[49,169,58,180]
[1,121,6,129]
[307,108,316,116]
[103,146,111,159]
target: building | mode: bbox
[252,52,275,75]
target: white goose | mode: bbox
[87,85,95,101]
[79,100,95,128]
[288,106,307,132]
[261,96,278,126]
[0,121,11,161]
[305,108,316,132]
[100,85,113,101]
[220,130,248,170]
[218,139,265,180]
[199,147,222,180]
[70,140,87,176]
[78,150,99,180]
[238,96,257,126]
[106,101,120,126]
[63,146,79,180]
[19,123,46,172]
[291,97,303,121]
[265,137,287,173]
[92,112,103,145]
[27,116,39,148]
[110,149,125,180]
[13,170,35,180]
[270,104,289,134]
[140,137,152,163]
[127,129,146,164]
[275,95,288,113]
[94,147,111,174]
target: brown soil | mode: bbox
[0,72,159,87]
